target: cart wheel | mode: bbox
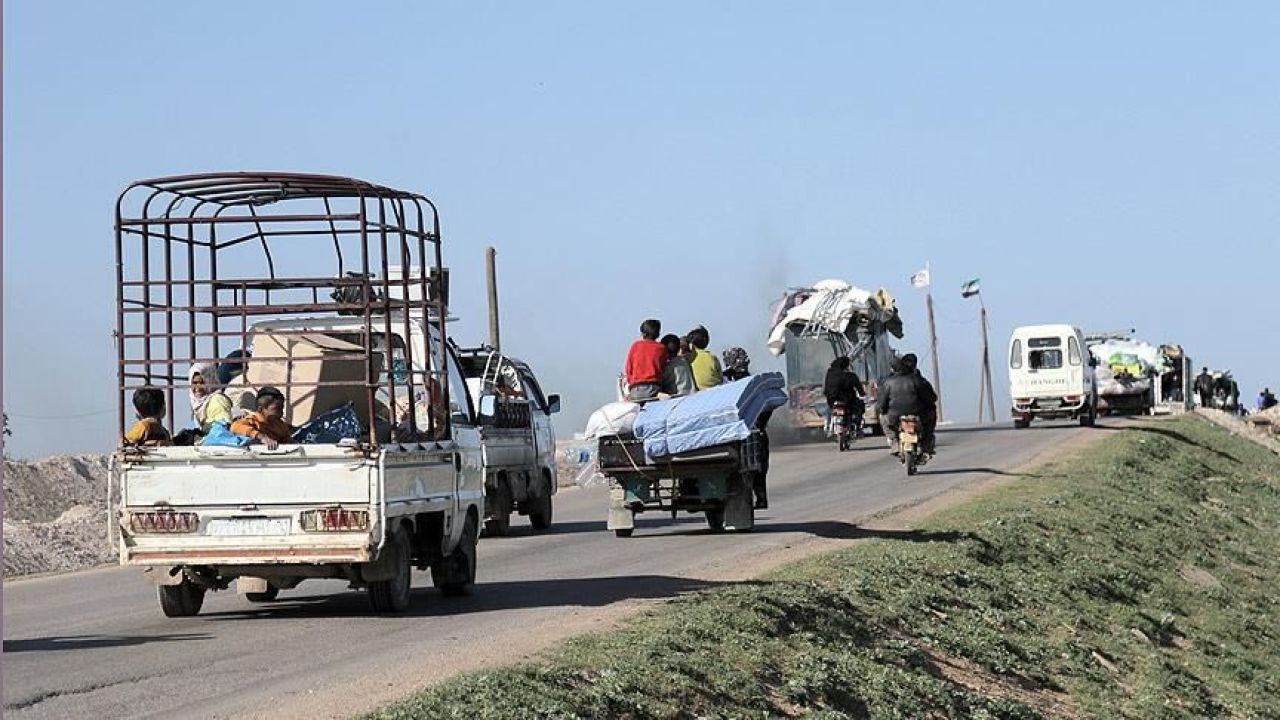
[614,528,634,538]
[705,508,725,532]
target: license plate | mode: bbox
[206,518,292,537]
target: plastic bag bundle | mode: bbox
[292,403,362,444]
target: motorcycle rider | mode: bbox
[875,353,938,456]
[823,357,866,429]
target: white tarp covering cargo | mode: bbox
[767,280,899,356]
[1089,339,1165,397]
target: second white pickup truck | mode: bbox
[455,346,560,536]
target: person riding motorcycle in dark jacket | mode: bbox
[823,357,866,417]
[875,353,938,455]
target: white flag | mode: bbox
[910,267,931,288]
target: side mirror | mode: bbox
[477,394,497,421]
[546,394,561,415]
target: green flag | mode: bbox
[960,278,981,298]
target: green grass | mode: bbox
[368,417,1280,719]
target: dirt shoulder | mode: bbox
[367,415,1280,719]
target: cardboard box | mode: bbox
[245,332,381,426]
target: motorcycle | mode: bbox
[829,400,857,452]
[896,414,928,476]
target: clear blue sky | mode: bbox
[4,3,1277,458]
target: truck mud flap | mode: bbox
[143,565,184,586]
[360,536,402,583]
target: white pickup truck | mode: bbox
[112,172,494,617]
[113,315,485,616]
[454,346,560,536]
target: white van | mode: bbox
[1008,324,1097,428]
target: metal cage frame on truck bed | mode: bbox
[114,172,452,447]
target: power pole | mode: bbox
[926,289,943,422]
[978,299,996,423]
[485,247,500,352]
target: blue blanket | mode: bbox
[634,372,786,458]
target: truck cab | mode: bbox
[1008,324,1097,428]
[454,346,560,535]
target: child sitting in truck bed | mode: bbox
[124,387,172,447]
[230,386,294,450]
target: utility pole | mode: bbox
[912,262,943,421]
[485,246,500,352]
[978,298,996,423]
[961,277,995,423]
[926,285,943,422]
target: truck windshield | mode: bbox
[784,333,842,385]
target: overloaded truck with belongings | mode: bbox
[111,173,485,617]
[453,345,560,536]
[587,373,787,537]
[767,280,903,437]
[1086,336,1185,415]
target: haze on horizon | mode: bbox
[4,3,1277,459]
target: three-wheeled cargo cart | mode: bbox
[598,432,766,537]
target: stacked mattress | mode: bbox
[634,372,787,458]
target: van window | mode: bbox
[1010,339,1023,369]
[1068,336,1082,366]
[1029,349,1063,370]
[519,370,548,411]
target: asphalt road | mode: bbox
[3,421,1097,719]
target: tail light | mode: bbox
[900,418,919,432]
[130,511,199,534]
[300,508,369,532]
[1064,395,1082,403]
[1015,397,1032,405]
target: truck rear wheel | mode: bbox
[1079,400,1097,427]
[705,508,725,532]
[484,480,512,537]
[433,513,478,597]
[529,474,553,530]
[158,578,206,618]
[1014,417,1031,429]
[368,530,413,613]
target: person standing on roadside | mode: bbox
[1260,387,1278,411]
[686,325,723,390]
[624,319,668,401]
[1195,367,1214,408]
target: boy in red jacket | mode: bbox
[624,319,667,401]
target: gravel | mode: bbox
[3,454,113,577]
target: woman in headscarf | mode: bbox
[189,363,233,433]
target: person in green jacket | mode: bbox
[685,325,723,390]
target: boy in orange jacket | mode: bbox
[230,386,294,449]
